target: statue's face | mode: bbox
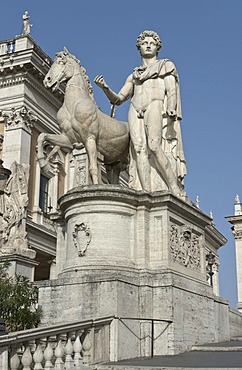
[139,36,158,58]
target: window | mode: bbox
[39,175,49,213]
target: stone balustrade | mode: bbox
[0,40,15,55]
[0,316,113,369]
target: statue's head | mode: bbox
[136,30,162,54]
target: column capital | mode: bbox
[1,105,37,134]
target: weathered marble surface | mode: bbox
[38,186,231,359]
[95,30,186,195]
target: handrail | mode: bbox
[114,316,172,323]
[0,315,114,347]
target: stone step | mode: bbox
[96,342,242,369]
[191,340,242,352]
[191,345,242,351]
[231,336,242,341]
[97,365,241,370]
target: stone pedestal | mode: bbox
[0,253,38,281]
[39,186,229,359]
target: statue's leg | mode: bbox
[85,135,99,184]
[145,102,180,195]
[46,145,61,161]
[37,133,73,159]
[43,133,73,151]
[105,164,120,184]
[128,106,151,192]
[112,164,122,184]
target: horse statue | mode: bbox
[37,48,129,184]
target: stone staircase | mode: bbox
[96,339,242,370]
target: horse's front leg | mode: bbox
[37,133,73,171]
[46,145,61,161]
[85,135,99,184]
[43,133,73,151]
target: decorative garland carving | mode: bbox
[72,222,91,257]
[170,224,201,270]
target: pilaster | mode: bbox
[226,197,242,312]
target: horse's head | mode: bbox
[44,47,78,91]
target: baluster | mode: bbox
[82,328,93,365]
[54,335,64,370]
[10,346,20,370]
[33,340,44,369]
[8,42,14,53]
[43,337,54,370]
[0,43,7,55]
[63,332,74,370]
[21,343,33,370]
[73,331,83,370]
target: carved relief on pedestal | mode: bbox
[170,223,201,270]
[1,105,37,133]
[72,223,91,257]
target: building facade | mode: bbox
[0,32,65,281]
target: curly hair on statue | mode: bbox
[136,30,162,52]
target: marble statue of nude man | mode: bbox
[95,30,186,194]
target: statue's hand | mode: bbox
[167,109,177,119]
[94,75,109,90]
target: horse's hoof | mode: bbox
[38,158,53,177]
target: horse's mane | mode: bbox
[59,49,94,98]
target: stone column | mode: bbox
[234,226,242,311]
[226,196,242,312]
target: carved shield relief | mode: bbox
[72,223,91,257]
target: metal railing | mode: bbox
[116,316,172,357]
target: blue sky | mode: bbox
[2,1,242,308]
